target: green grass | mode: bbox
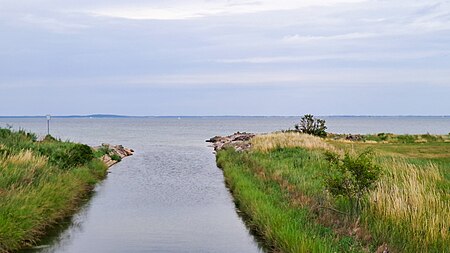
[217,148,366,253]
[0,128,107,252]
[217,132,450,252]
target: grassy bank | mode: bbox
[0,128,108,252]
[217,132,450,252]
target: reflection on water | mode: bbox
[1,116,449,253]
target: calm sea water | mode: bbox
[1,116,449,253]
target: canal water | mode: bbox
[1,116,449,253]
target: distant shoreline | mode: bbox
[1,115,449,119]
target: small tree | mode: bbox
[324,150,381,212]
[295,114,327,137]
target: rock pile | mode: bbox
[93,144,134,167]
[345,134,365,141]
[206,132,255,152]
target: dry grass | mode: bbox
[252,132,338,153]
[1,150,47,168]
[367,158,449,248]
[0,150,49,190]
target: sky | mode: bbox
[0,0,449,116]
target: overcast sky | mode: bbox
[1,0,449,116]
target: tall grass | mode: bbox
[365,158,449,251]
[252,132,337,153]
[0,128,107,252]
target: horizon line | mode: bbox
[1,114,450,118]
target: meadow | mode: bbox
[0,128,107,252]
[217,132,450,252]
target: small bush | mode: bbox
[324,150,381,206]
[38,143,94,169]
[420,133,439,142]
[110,154,122,162]
[0,128,12,138]
[396,135,416,143]
[65,144,95,168]
[295,114,327,137]
[377,132,391,141]
[42,134,57,142]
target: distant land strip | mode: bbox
[0,115,449,119]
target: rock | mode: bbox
[101,154,117,167]
[93,143,134,168]
[206,136,223,143]
[207,132,255,152]
[345,134,364,141]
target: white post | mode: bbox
[46,114,51,135]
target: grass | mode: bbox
[217,132,450,252]
[252,132,338,153]
[365,158,449,251]
[217,148,365,253]
[0,128,107,252]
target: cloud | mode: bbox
[282,33,377,43]
[3,67,449,90]
[1,0,450,115]
[86,0,366,20]
[19,14,90,33]
[216,51,450,64]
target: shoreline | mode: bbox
[93,143,134,168]
[0,128,133,252]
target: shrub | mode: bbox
[42,134,57,142]
[0,128,12,139]
[295,114,327,137]
[420,133,439,142]
[38,143,94,169]
[396,134,416,143]
[65,144,95,168]
[377,132,391,141]
[324,150,381,209]
[110,154,122,162]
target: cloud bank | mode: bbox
[0,0,449,115]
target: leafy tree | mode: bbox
[295,114,327,137]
